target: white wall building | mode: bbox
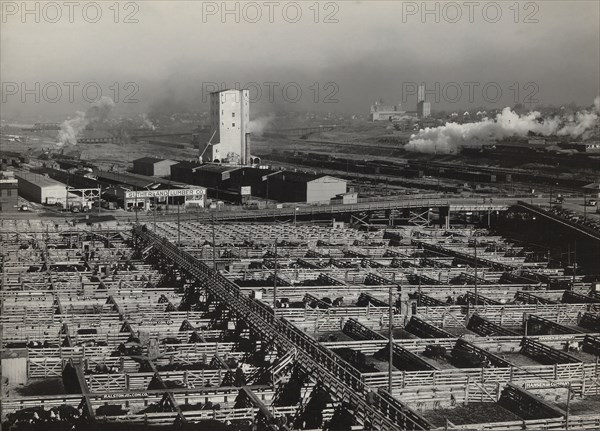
[206,89,250,164]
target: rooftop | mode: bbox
[273,172,345,184]
[96,170,190,190]
[133,157,173,165]
[14,171,67,188]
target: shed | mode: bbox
[132,157,178,177]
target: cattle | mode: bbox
[162,337,181,344]
[49,405,80,423]
[112,342,142,357]
[6,407,47,426]
[26,341,44,348]
[332,296,344,307]
[452,349,492,368]
[335,348,378,373]
[93,364,110,374]
[424,344,447,360]
[566,340,582,352]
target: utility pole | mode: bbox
[565,382,572,430]
[572,241,577,286]
[153,205,157,232]
[388,284,394,393]
[211,212,217,271]
[474,239,478,306]
[177,202,181,246]
[273,239,278,307]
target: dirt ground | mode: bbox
[556,395,600,415]
[423,402,522,427]
[417,353,457,370]
[502,352,543,366]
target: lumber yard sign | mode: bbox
[125,188,205,199]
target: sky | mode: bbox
[1,0,599,120]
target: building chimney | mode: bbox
[245,133,251,165]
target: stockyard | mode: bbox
[2,1,600,430]
[1,208,600,431]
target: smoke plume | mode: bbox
[248,114,275,136]
[407,97,600,154]
[140,113,156,130]
[57,96,115,147]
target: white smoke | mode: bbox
[557,96,600,137]
[248,114,275,136]
[140,113,156,130]
[407,98,600,154]
[57,96,115,147]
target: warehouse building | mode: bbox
[96,170,206,210]
[132,157,178,177]
[265,172,347,203]
[0,171,19,211]
[14,171,69,205]
[171,163,242,188]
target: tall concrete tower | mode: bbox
[206,89,250,164]
[417,84,425,103]
[417,84,431,118]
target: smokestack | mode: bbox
[245,133,251,165]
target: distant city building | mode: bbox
[204,89,250,164]
[416,85,431,118]
[370,99,406,121]
[417,101,431,118]
[573,141,600,153]
[417,85,425,103]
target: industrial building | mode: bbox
[132,157,178,177]
[171,162,269,201]
[573,141,600,153]
[0,171,18,211]
[202,89,251,164]
[14,171,69,205]
[95,170,206,210]
[1,151,29,168]
[265,172,347,203]
[370,99,406,121]
[171,163,347,204]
